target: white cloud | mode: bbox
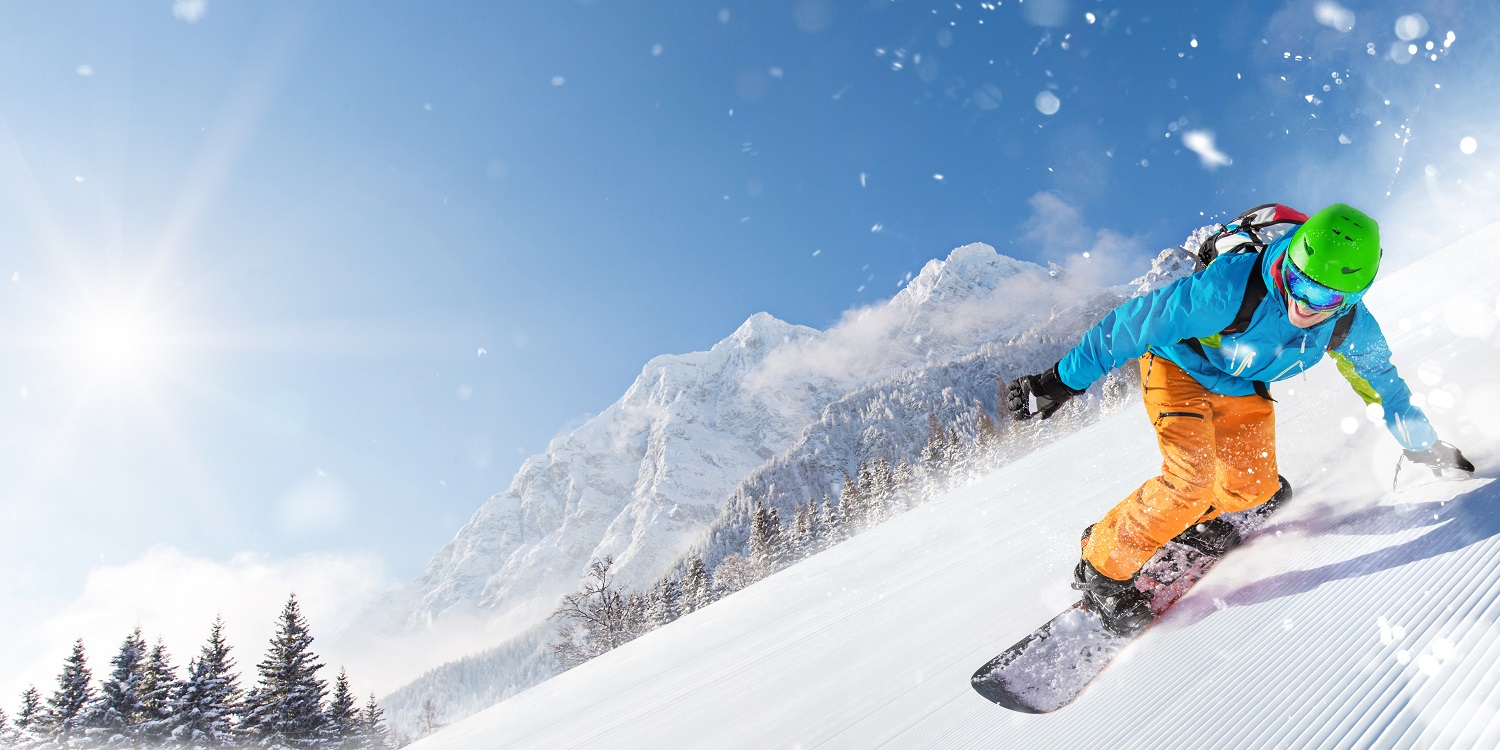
[1183,130,1233,169]
[172,0,207,24]
[0,546,394,700]
[1020,191,1143,284]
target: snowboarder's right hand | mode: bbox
[1005,364,1081,421]
[1403,441,1475,475]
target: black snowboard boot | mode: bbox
[1171,517,1242,556]
[1072,559,1154,637]
[1262,474,1294,514]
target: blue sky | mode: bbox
[2,0,1498,696]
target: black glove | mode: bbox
[1005,364,1082,421]
[1403,441,1476,475]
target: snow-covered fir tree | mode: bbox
[357,694,390,750]
[242,595,329,749]
[789,503,814,558]
[747,504,785,575]
[325,670,359,750]
[172,616,244,748]
[136,640,179,746]
[12,687,42,750]
[45,639,96,746]
[645,576,681,628]
[839,472,865,534]
[819,496,846,548]
[0,707,14,749]
[680,555,712,614]
[93,627,149,746]
[892,460,916,512]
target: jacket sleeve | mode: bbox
[1329,305,1437,452]
[1056,257,1247,391]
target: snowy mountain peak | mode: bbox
[347,306,832,668]
[717,311,812,352]
[895,243,1049,310]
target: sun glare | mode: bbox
[66,303,174,380]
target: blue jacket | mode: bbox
[1057,235,1436,451]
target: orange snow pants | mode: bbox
[1082,354,1281,581]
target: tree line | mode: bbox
[0,595,391,750]
[546,403,1015,668]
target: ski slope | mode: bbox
[410,227,1500,750]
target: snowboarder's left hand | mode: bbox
[1403,441,1476,475]
[1005,364,1081,420]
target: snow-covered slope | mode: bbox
[407,225,1500,749]
[347,243,1143,683]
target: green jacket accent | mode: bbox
[1330,351,1382,406]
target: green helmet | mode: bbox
[1286,203,1382,293]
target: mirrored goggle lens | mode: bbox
[1283,259,1346,311]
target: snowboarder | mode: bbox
[1004,203,1475,636]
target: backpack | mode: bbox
[1181,203,1355,398]
[1190,203,1309,272]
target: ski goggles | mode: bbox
[1280,257,1349,312]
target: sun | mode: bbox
[64,300,176,382]
[83,313,154,371]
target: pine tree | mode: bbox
[45,639,96,745]
[764,506,784,568]
[920,413,946,467]
[325,670,359,749]
[789,503,813,560]
[0,707,15,749]
[868,458,895,523]
[680,555,712,613]
[857,461,881,524]
[892,460,916,511]
[136,640,180,746]
[840,471,864,533]
[747,503,784,575]
[172,616,244,748]
[946,426,967,482]
[357,694,389,750]
[819,495,845,548]
[14,687,42,747]
[645,576,680,628]
[242,595,329,749]
[94,627,149,746]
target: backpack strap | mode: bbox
[1326,306,1357,352]
[1180,252,1274,399]
[1224,250,1269,335]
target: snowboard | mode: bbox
[970,481,1291,713]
